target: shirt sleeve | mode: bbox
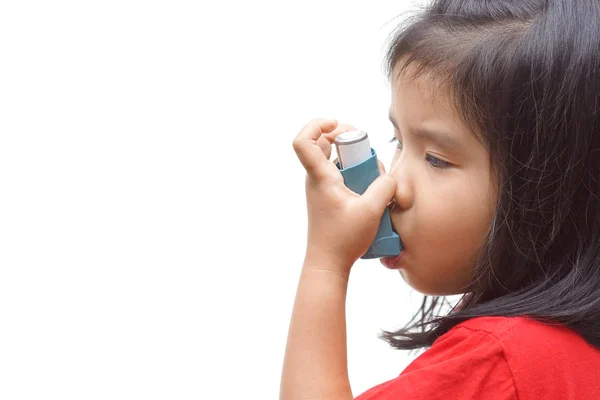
[354,327,518,400]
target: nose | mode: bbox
[388,153,414,211]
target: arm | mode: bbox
[280,119,396,400]
[280,261,353,400]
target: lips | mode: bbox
[381,252,404,269]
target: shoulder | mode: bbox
[454,315,579,343]
[454,315,591,366]
[355,316,600,400]
[455,316,600,398]
[356,317,518,400]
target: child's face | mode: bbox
[384,66,498,296]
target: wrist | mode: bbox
[303,250,354,282]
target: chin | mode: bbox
[399,269,462,297]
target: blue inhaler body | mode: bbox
[334,130,403,259]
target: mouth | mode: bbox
[380,251,404,270]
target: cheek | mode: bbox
[420,186,492,252]
[405,180,494,292]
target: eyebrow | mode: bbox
[388,111,461,152]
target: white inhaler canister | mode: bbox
[334,130,372,169]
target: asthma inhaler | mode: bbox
[334,130,403,259]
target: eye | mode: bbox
[426,153,451,169]
[388,136,403,150]
[389,137,451,168]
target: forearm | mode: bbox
[280,261,354,400]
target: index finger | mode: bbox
[317,123,357,159]
[292,119,338,179]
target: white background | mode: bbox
[0,1,457,398]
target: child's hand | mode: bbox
[292,119,398,276]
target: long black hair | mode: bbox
[379,0,600,352]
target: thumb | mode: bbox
[361,174,398,215]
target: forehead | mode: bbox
[390,64,484,147]
[390,64,455,123]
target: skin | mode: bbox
[281,119,396,400]
[280,67,498,399]
[385,66,498,295]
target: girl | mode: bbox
[280,0,600,399]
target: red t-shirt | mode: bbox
[355,316,600,399]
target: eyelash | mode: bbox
[388,137,451,169]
